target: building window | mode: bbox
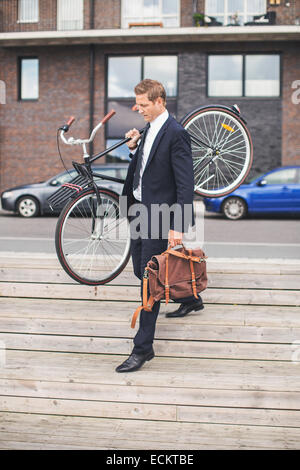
[122,0,180,28]
[57,0,84,31]
[208,54,280,97]
[18,0,39,23]
[106,54,178,162]
[205,0,266,26]
[19,58,39,100]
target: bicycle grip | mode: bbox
[101,109,116,124]
[67,116,75,127]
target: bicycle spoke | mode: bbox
[57,190,130,284]
[182,108,252,196]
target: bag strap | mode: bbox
[188,249,198,299]
[131,268,155,329]
[165,252,170,305]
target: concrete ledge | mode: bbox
[0,25,299,47]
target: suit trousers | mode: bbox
[130,210,199,355]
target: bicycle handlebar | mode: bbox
[67,116,75,127]
[59,109,116,147]
[101,109,116,125]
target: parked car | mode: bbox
[0,164,128,217]
[203,166,300,220]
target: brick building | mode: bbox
[0,0,299,193]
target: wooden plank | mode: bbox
[1,282,299,305]
[0,396,176,422]
[2,265,300,289]
[1,412,300,449]
[1,298,300,328]
[1,395,300,428]
[1,254,300,274]
[2,350,300,392]
[177,406,300,428]
[0,332,297,361]
[2,378,300,410]
[1,315,300,344]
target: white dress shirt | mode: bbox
[133,109,169,201]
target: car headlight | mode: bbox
[1,191,13,199]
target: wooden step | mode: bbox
[1,281,299,306]
[1,255,300,449]
[1,412,300,450]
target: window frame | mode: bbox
[105,53,179,161]
[18,0,39,23]
[206,52,282,99]
[18,56,39,101]
[205,0,267,26]
[121,0,181,28]
[57,0,84,31]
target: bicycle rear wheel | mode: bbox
[55,188,131,285]
[181,106,253,198]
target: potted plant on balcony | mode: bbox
[193,13,205,26]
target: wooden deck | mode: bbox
[0,253,300,450]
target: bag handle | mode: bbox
[163,246,207,263]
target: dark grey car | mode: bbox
[0,164,128,217]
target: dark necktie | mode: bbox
[133,123,150,190]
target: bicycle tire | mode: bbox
[181,106,253,198]
[55,187,131,285]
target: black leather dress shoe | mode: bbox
[165,298,204,318]
[115,349,155,373]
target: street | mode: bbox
[0,205,299,259]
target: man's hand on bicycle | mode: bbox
[125,128,141,151]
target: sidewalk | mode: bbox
[0,252,300,449]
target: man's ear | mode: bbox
[155,96,164,107]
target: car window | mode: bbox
[54,170,77,184]
[265,168,297,185]
[93,168,117,178]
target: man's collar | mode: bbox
[150,109,169,129]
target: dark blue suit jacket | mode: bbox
[122,115,195,238]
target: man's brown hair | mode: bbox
[134,79,166,105]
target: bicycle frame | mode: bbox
[59,111,147,187]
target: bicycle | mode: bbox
[48,104,253,286]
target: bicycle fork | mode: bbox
[90,182,105,240]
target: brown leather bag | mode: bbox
[131,246,208,328]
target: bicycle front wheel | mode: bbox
[181,106,253,198]
[55,188,131,285]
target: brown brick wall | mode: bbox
[94,0,121,29]
[267,0,299,26]
[181,0,195,27]
[0,45,94,192]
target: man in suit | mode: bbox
[115,79,203,373]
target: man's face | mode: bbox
[135,93,165,123]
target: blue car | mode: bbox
[203,166,300,220]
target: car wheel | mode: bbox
[222,197,247,220]
[17,196,40,217]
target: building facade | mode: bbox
[0,0,299,193]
